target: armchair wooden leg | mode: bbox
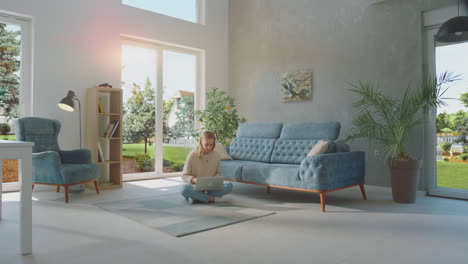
[266,186,270,194]
[32,184,35,191]
[56,186,60,192]
[93,180,100,195]
[320,192,326,212]
[359,183,367,200]
[64,185,69,203]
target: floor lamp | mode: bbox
[58,90,82,148]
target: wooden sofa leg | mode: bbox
[359,183,367,200]
[56,186,60,192]
[266,186,270,194]
[320,192,326,212]
[94,180,100,195]
[64,185,69,203]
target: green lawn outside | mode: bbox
[123,143,192,163]
[437,161,468,190]
[0,135,16,140]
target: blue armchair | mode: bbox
[14,117,100,203]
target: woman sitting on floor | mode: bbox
[180,131,233,203]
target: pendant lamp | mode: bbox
[435,0,468,43]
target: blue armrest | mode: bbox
[299,151,365,191]
[32,151,63,184]
[60,149,92,164]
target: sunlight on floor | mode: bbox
[2,192,39,202]
[126,177,183,189]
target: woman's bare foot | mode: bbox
[208,197,215,203]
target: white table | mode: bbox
[0,139,34,255]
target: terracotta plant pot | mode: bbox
[389,159,421,203]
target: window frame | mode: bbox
[122,0,206,25]
[0,10,34,192]
[0,11,33,119]
[121,36,205,180]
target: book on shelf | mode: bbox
[97,142,105,162]
[98,98,104,113]
[109,120,120,137]
[103,120,117,137]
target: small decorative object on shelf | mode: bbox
[86,86,123,189]
[98,97,104,113]
[97,142,104,162]
[110,120,120,137]
[98,83,113,88]
[103,120,118,138]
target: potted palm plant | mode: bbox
[346,72,457,203]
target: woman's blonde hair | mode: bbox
[197,131,216,158]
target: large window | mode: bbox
[424,5,468,200]
[122,0,202,24]
[121,38,202,181]
[433,43,468,193]
[0,12,32,192]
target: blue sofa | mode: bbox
[221,122,366,212]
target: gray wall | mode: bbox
[229,0,453,188]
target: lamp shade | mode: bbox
[58,90,76,112]
[435,16,468,43]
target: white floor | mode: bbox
[1,178,468,264]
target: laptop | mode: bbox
[194,176,224,191]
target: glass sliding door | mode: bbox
[0,13,32,192]
[424,8,468,200]
[433,43,468,197]
[121,38,201,180]
[162,50,197,173]
[121,43,158,178]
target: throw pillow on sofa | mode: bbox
[307,140,329,156]
[214,143,233,160]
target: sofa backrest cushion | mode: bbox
[279,122,341,140]
[271,122,341,164]
[270,139,337,164]
[236,122,283,139]
[307,140,329,156]
[229,122,282,162]
[230,138,277,162]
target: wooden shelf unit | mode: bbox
[85,87,123,189]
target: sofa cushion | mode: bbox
[279,122,340,140]
[271,139,316,164]
[221,160,259,181]
[307,140,329,156]
[229,138,276,162]
[230,122,282,162]
[236,122,283,138]
[214,143,232,160]
[271,139,338,164]
[242,162,300,187]
[336,141,351,152]
[61,164,100,185]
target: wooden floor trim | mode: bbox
[224,179,362,194]
[225,179,365,212]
